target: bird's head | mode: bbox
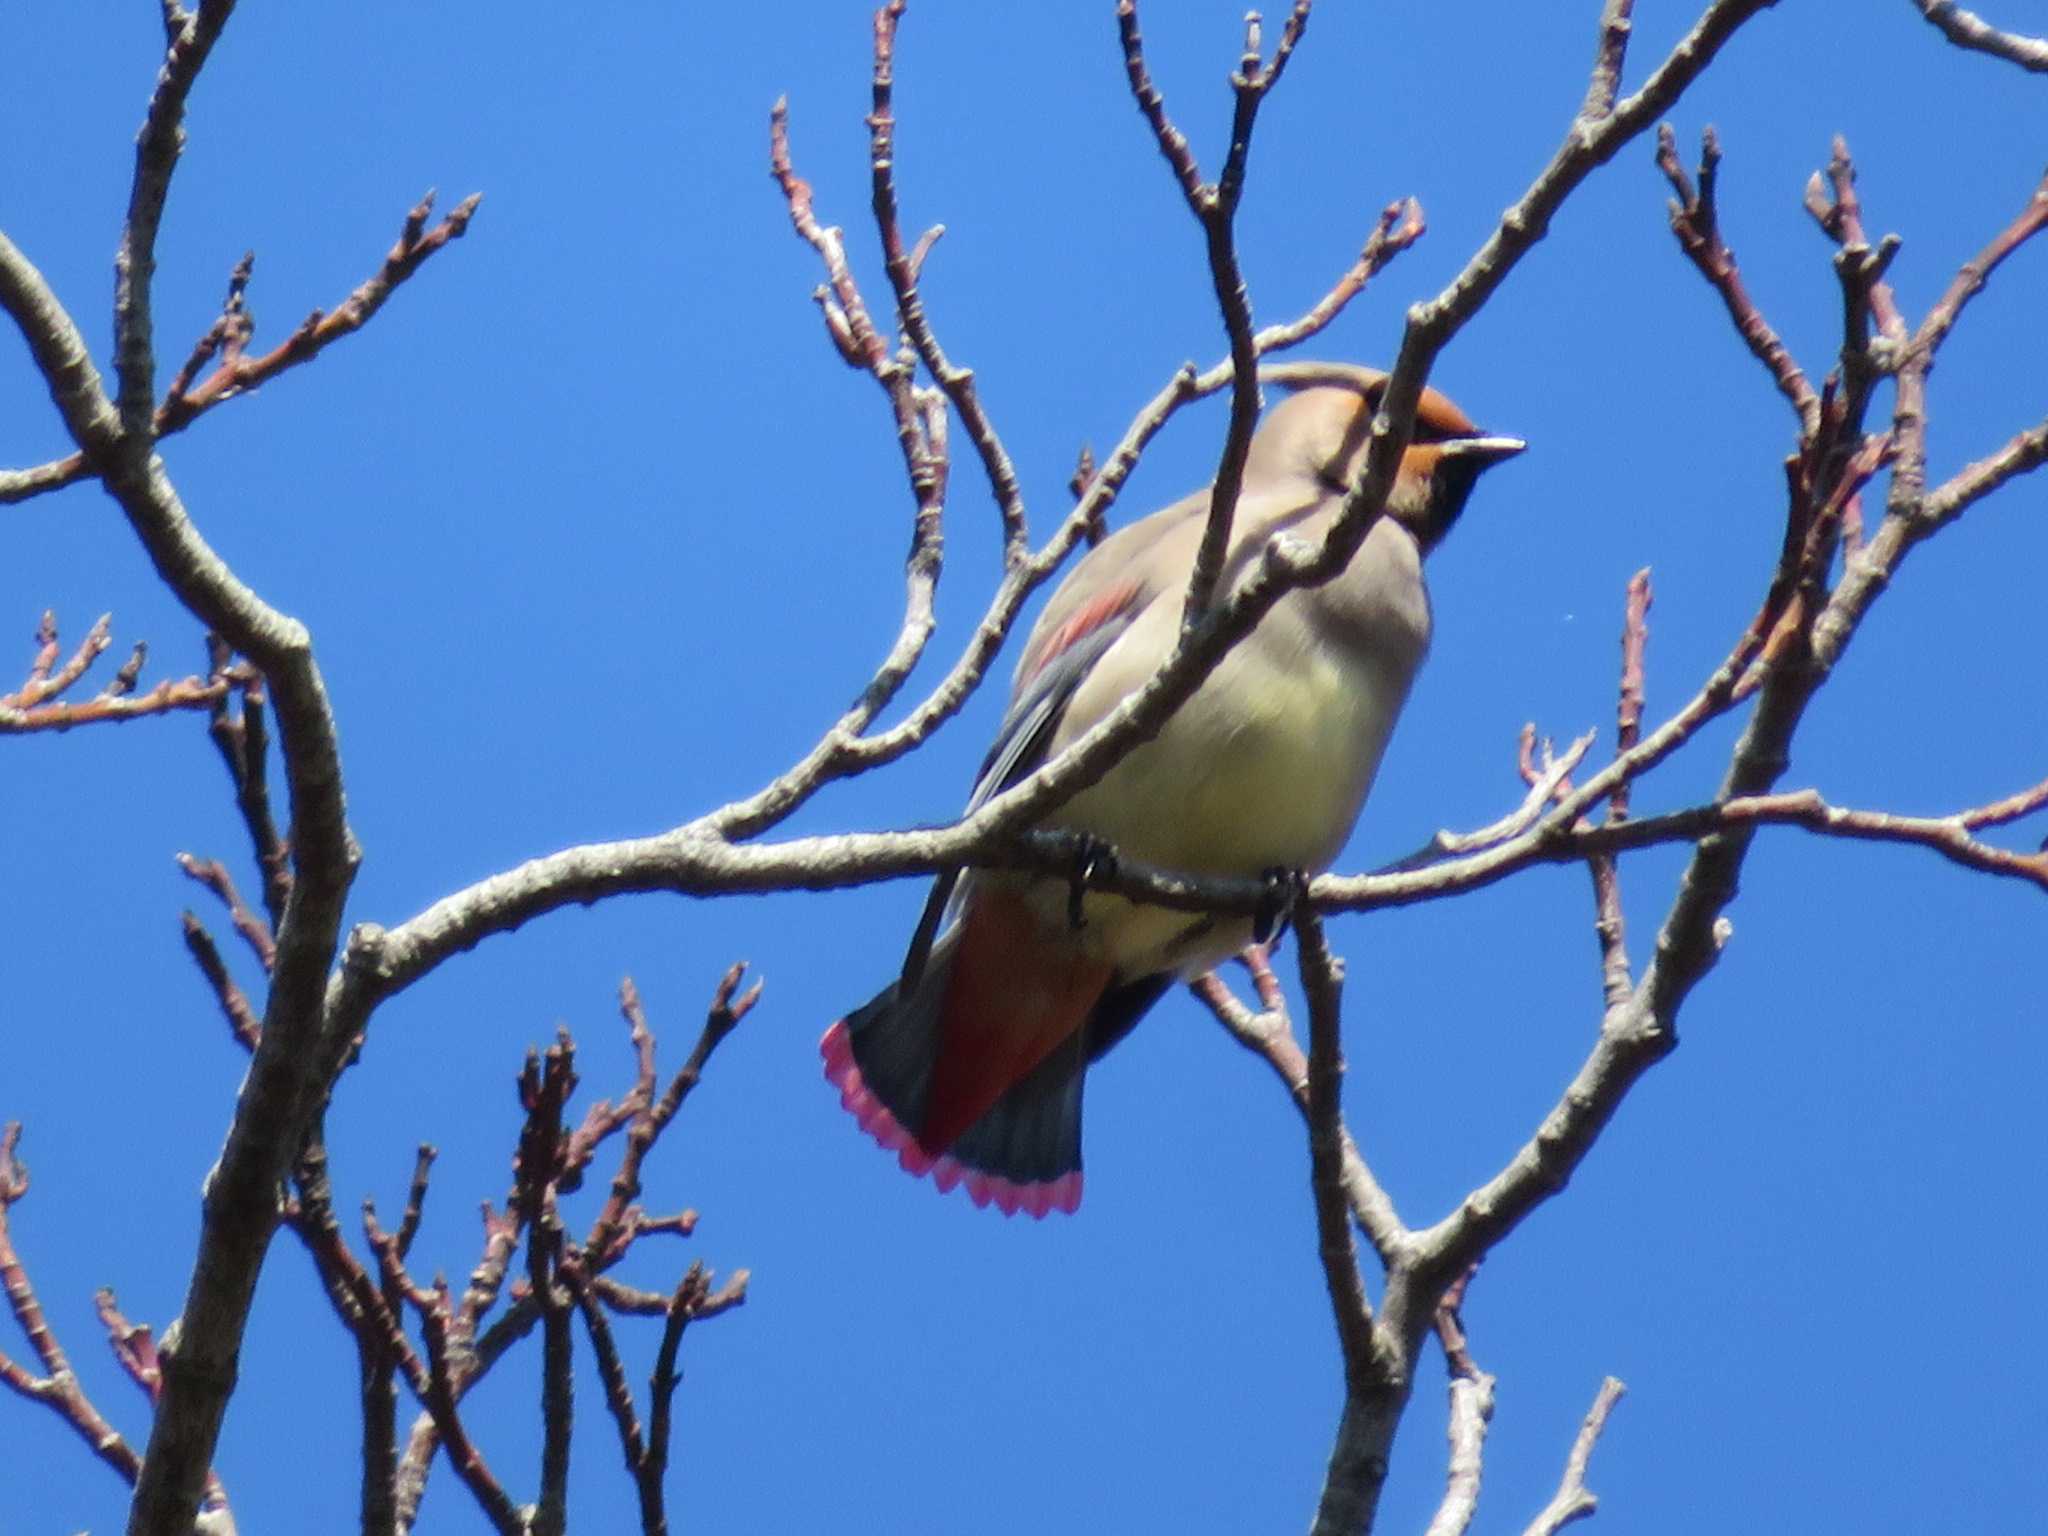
[1250,362,1525,554]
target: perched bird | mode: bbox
[822,363,1523,1216]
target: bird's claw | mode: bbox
[1253,866,1309,948]
[1066,834,1119,931]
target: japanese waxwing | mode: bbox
[821,363,1524,1216]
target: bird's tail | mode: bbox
[820,897,1111,1218]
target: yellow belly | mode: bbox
[1030,636,1411,975]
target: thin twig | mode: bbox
[1911,0,2048,71]
[159,194,483,436]
[1913,166,2048,361]
[176,854,275,971]
[1655,124,1818,429]
[180,913,261,1050]
[0,1126,147,1487]
[5,195,480,506]
[867,2,1028,561]
[1521,1378,1626,1536]
[1589,570,1652,1009]
[1422,1266,1495,1536]
[1118,0,1314,620]
[1192,947,1409,1264]
[1923,415,2048,526]
[1,612,231,732]
[205,665,293,932]
[1580,0,1637,120]
[1296,913,1377,1391]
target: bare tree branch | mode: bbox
[203,666,292,932]
[867,1,1028,562]
[6,105,367,1528]
[3,195,480,508]
[1911,0,2048,71]
[0,611,232,734]
[1297,911,1402,1536]
[1192,946,1410,1265]
[1118,0,1314,619]
[180,913,261,1051]
[1580,0,1638,119]
[1422,1268,1495,1536]
[1521,1378,1626,1536]
[382,974,752,1532]
[1588,570,1651,1008]
[1913,166,2048,358]
[1923,414,2048,524]
[1655,124,1819,429]
[0,1126,147,1487]
[114,0,237,437]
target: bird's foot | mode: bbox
[1253,866,1309,949]
[1066,834,1120,930]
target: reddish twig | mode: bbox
[385,976,753,1531]
[1655,124,1818,429]
[562,1256,747,1536]
[1,611,232,734]
[5,194,481,505]
[1423,1265,1495,1536]
[96,1290,163,1403]
[0,1126,144,1485]
[1433,1265,1482,1382]
[383,1146,435,1268]
[394,1273,525,1536]
[0,1128,236,1514]
[175,853,276,972]
[179,913,261,1050]
[3,610,110,708]
[161,194,482,436]
[0,671,229,733]
[1924,416,2048,527]
[586,967,760,1267]
[1914,167,2048,359]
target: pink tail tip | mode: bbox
[819,1020,1081,1218]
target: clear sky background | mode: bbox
[4,4,2043,1533]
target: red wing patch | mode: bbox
[1018,578,1143,688]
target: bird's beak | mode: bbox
[1439,434,1527,466]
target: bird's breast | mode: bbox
[1057,598,1421,877]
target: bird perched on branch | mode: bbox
[822,363,1523,1216]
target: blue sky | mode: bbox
[4,3,2043,1532]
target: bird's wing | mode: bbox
[901,473,1319,984]
[895,506,1199,989]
